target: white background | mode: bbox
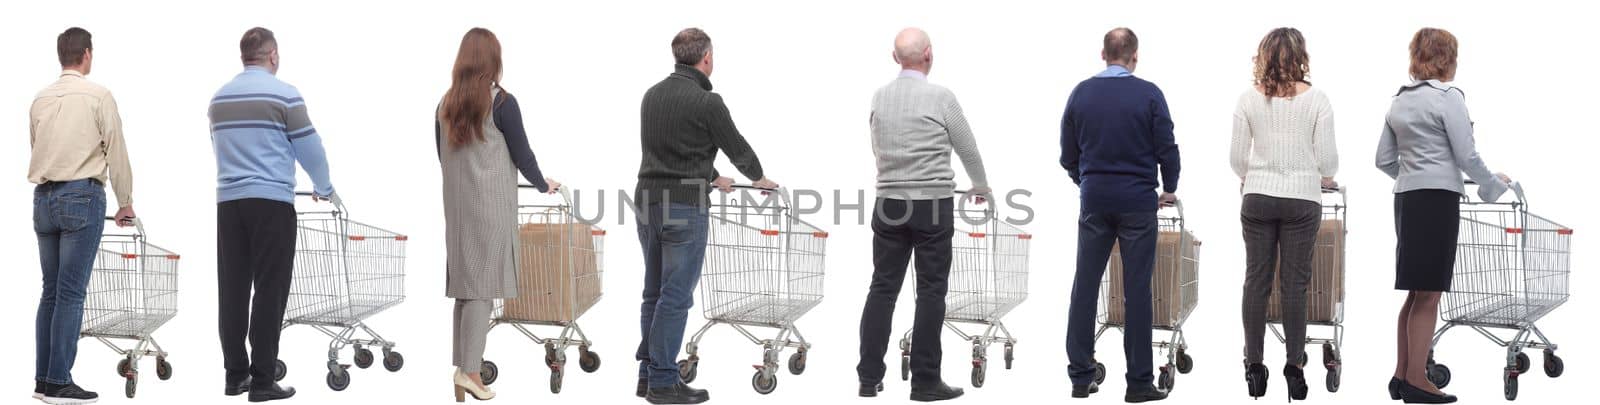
[1,0,1594,404]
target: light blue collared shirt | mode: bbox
[1094,64,1132,78]
[899,69,928,80]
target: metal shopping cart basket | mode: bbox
[481,185,606,394]
[279,192,408,391]
[897,192,1031,388]
[1096,199,1199,392]
[83,217,178,398]
[677,186,827,395]
[1265,187,1347,393]
[1426,182,1571,401]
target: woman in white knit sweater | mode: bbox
[1229,27,1338,402]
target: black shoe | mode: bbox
[1388,377,1403,400]
[637,378,647,398]
[1397,381,1456,404]
[645,383,710,404]
[860,382,884,397]
[1246,363,1269,398]
[41,383,98,404]
[226,376,253,396]
[1284,365,1308,401]
[33,381,45,400]
[909,381,964,402]
[1125,384,1169,403]
[247,383,296,403]
[1072,383,1100,398]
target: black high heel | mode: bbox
[1398,381,1456,404]
[1283,365,1308,402]
[1388,377,1402,400]
[1245,363,1269,399]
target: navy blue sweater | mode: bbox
[1059,75,1181,213]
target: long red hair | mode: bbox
[442,28,504,148]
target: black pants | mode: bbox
[857,198,954,386]
[217,199,297,387]
[1240,194,1321,365]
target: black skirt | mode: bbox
[1393,189,1461,291]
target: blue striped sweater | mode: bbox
[208,66,334,203]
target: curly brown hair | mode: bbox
[1253,27,1310,98]
[1409,28,1457,81]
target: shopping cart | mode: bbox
[1426,182,1571,401]
[1095,199,1199,392]
[481,185,606,394]
[83,217,178,398]
[278,192,408,391]
[897,192,1032,388]
[1265,187,1347,393]
[676,185,827,395]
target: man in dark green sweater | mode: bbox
[633,27,777,405]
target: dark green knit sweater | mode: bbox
[635,64,765,206]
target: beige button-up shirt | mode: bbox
[29,70,133,207]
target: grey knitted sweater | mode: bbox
[870,71,989,200]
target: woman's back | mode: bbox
[1230,85,1337,203]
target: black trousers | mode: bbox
[217,199,297,387]
[857,198,954,386]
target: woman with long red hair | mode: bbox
[436,27,560,402]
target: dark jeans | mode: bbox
[1066,210,1157,386]
[34,179,107,385]
[1240,194,1321,365]
[217,199,297,388]
[635,202,710,388]
[857,198,954,386]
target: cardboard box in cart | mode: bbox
[503,222,602,323]
[1267,219,1344,323]
[1107,230,1200,328]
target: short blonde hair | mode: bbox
[1409,28,1457,81]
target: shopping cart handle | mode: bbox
[102,216,145,235]
[519,183,573,204]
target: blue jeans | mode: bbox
[634,203,710,388]
[1066,210,1157,387]
[34,179,107,385]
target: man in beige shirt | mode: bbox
[28,27,136,405]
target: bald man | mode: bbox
[856,28,988,402]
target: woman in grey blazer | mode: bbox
[1376,28,1511,404]
[436,28,560,402]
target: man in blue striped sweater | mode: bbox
[208,27,336,403]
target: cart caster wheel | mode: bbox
[1093,362,1107,385]
[1158,367,1175,391]
[274,359,288,381]
[125,375,137,398]
[1176,352,1194,374]
[544,344,558,367]
[480,360,499,385]
[971,362,987,388]
[550,368,564,394]
[677,359,698,383]
[117,358,133,377]
[1427,363,1451,389]
[1504,368,1518,401]
[156,357,173,381]
[1325,365,1341,393]
[752,371,778,395]
[1514,351,1531,374]
[1544,351,1564,378]
[1295,351,1309,368]
[354,348,374,369]
[383,351,404,372]
[788,352,807,375]
[327,370,351,391]
[580,350,601,373]
[1004,344,1015,370]
[1322,343,1338,367]
[900,354,911,381]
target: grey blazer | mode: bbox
[1376,80,1508,202]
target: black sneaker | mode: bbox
[247,383,296,402]
[645,383,709,404]
[33,381,45,400]
[1125,384,1169,403]
[1072,382,1099,398]
[41,383,98,404]
[860,382,884,397]
[909,381,964,402]
[637,378,647,398]
[225,376,253,396]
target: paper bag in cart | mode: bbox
[1107,230,1200,328]
[1267,219,1344,323]
[503,222,601,323]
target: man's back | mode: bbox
[636,65,762,206]
[29,72,134,206]
[1061,75,1180,213]
[870,75,986,200]
[209,67,332,203]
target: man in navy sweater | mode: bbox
[1059,27,1180,403]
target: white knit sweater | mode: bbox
[1229,86,1338,203]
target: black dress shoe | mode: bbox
[1388,377,1403,400]
[1284,365,1308,401]
[637,378,647,398]
[1245,363,1268,398]
[41,383,98,404]
[909,381,964,402]
[645,383,710,404]
[1125,384,1169,403]
[247,383,296,403]
[226,376,253,396]
[1398,381,1456,404]
[860,382,884,397]
[1072,382,1099,398]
